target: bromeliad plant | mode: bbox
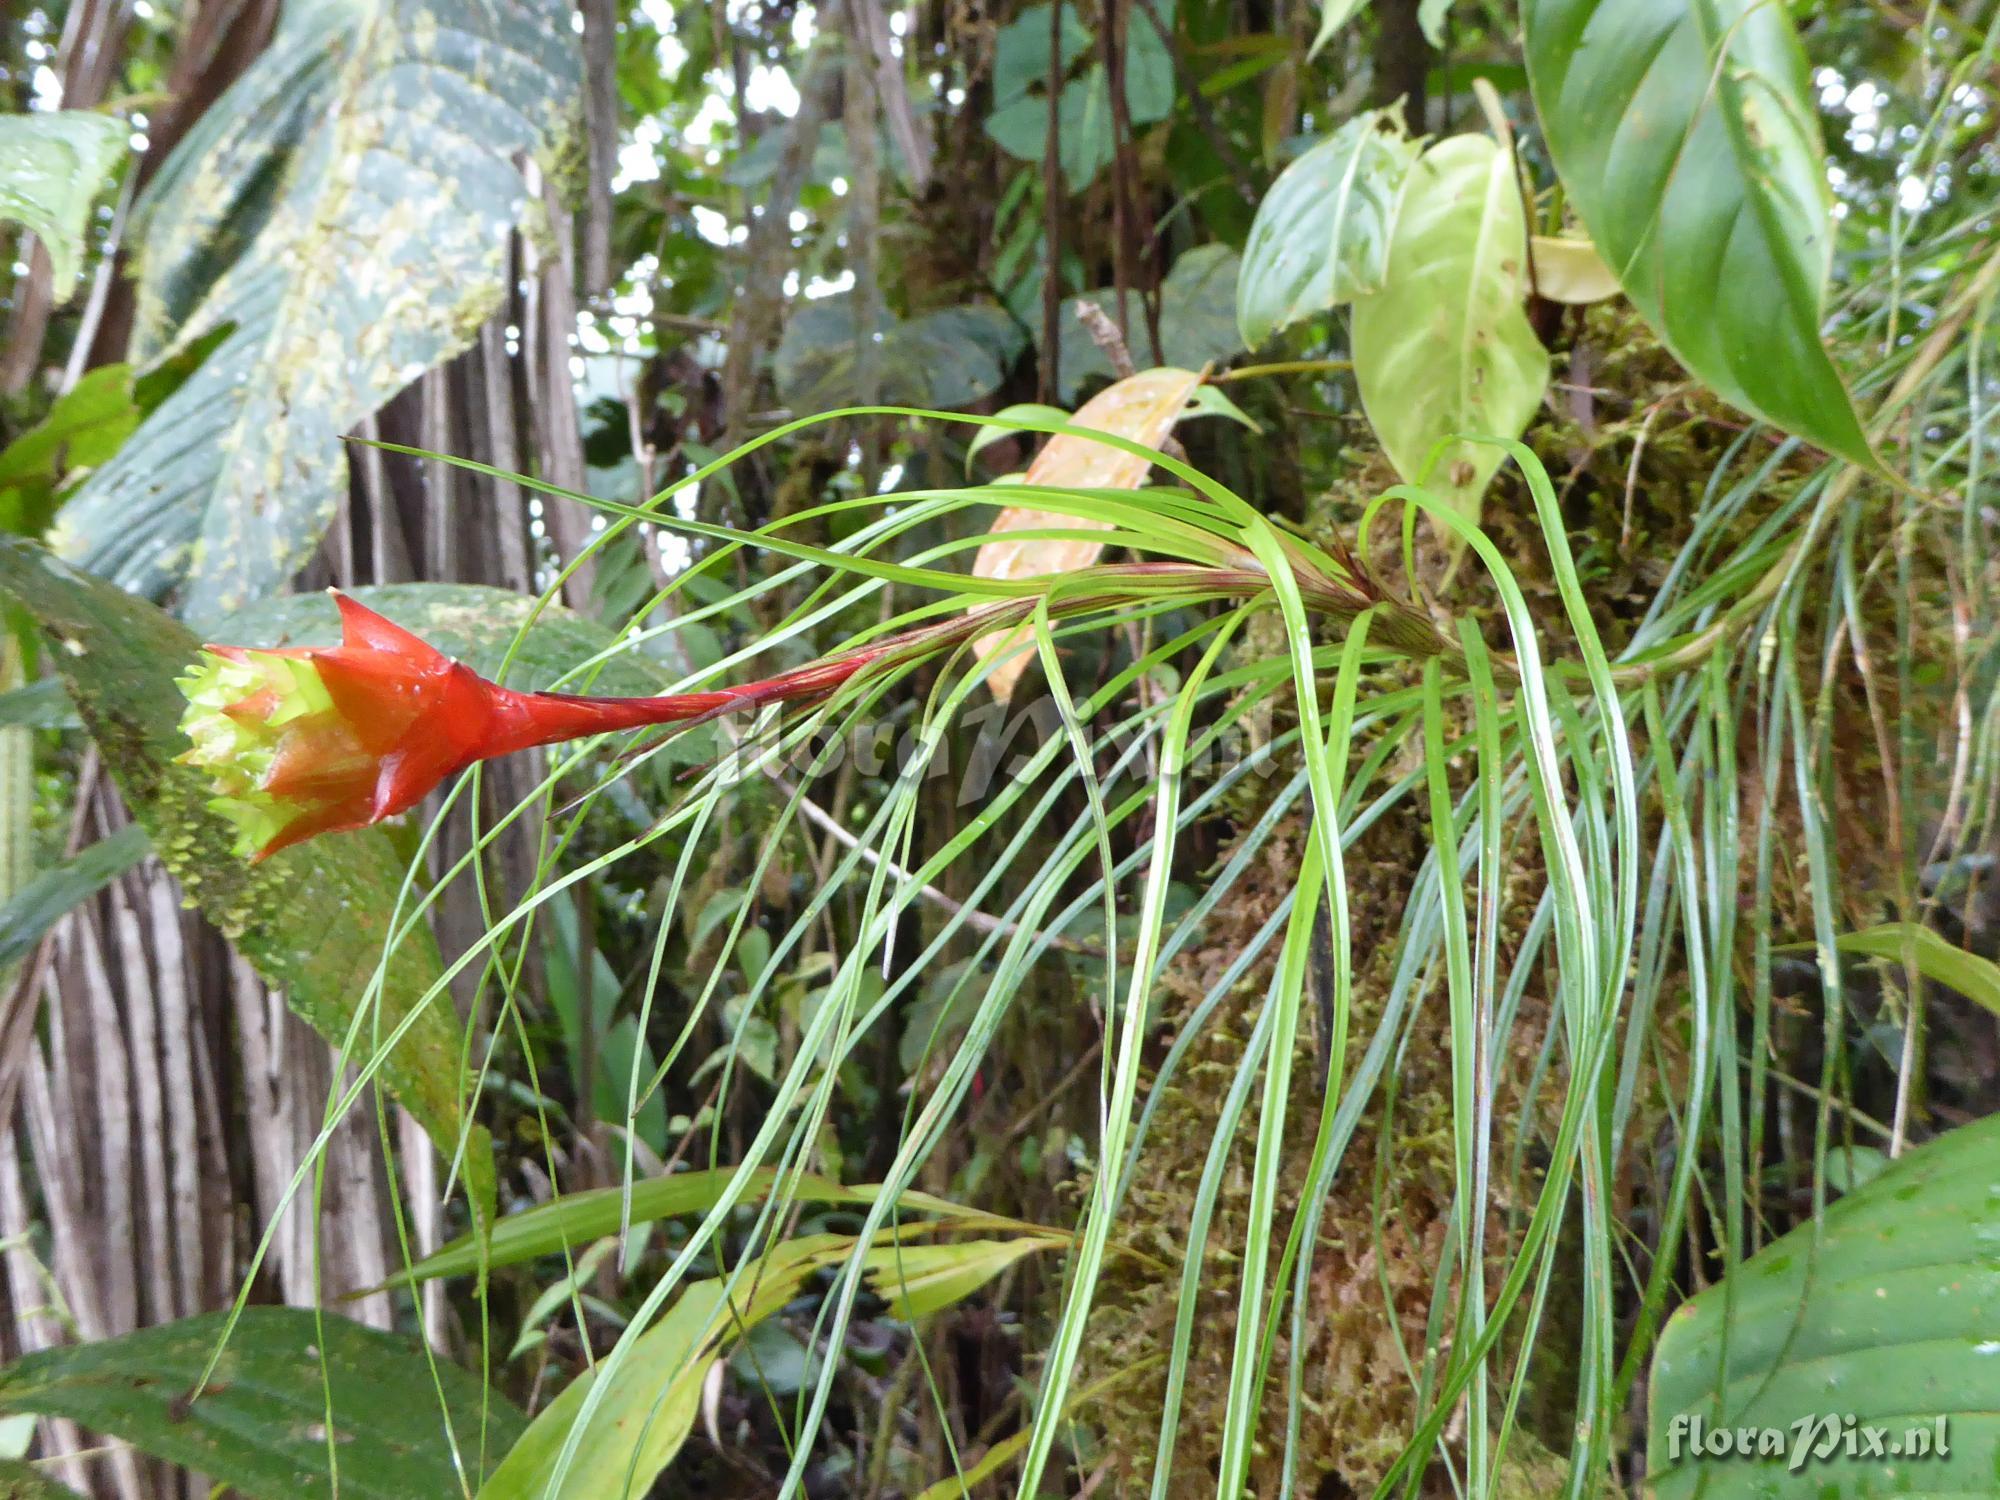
[176,511,1459,860]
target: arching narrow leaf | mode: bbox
[1523,0,1876,469]
[968,366,1205,701]
[1350,134,1550,528]
[1236,109,1420,348]
[54,0,582,621]
[1650,1112,2000,1496]
[0,111,126,299]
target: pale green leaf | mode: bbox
[1237,109,1420,347]
[56,1,583,620]
[864,1236,1064,1320]
[1531,233,1621,304]
[1183,383,1263,433]
[1309,0,1369,58]
[1350,133,1550,528]
[966,403,1073,470]
[0,111,125,299]
[1786,922,2000,1020]
[388,1167,1053,1286]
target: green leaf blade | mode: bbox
[0,543,495,1220]
[0,1309,523,1500]
[1649,1114,2000,1497]
[1349,134,1550,527]
[1523,0,1877,469]
[1236,109,1420,349]
[55,1,583,619]
[0,111,126,299]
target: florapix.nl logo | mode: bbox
[1663,1412,1950,1474]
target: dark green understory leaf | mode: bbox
[0,325,230,537]
[1057,244,1243,401]
[1524,0,1877,469]
[0,541,496,1222]
[774,297,1025,412]
[1236,108,1420,348]
[983,0,1174,190]
[1649,1111,2000,1497]
[0,1308,523,1500]
[56,0,583,620]
[0,825,148,972]
[0,680,76,732]
[0,111,126,298]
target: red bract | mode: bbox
[178,592,876,860]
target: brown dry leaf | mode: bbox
[969,366,1205,701]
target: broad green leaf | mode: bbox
[1309,0,1368,58]
[1649,1112,2000,1496]
[478,1247,820,1500]
[1236,109,1420,348]
[0,1461,83,1499]
[0,111,125,299]
[482,1227,1058,1498]
[984,1,1176,189]
[774,298,1025,412]
[1523,0,1876,469]
[55,0,582,620]
[389,1167,1052,1286]
[865,1236,1064,1320]
[0,1308,524,1500]
[1350,134,1550,528]
[0,325,230,537]
[1058,244,1243,401]
[1784,922,2000,1020]
[0,826,148,972]
[0,542,495,1222]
